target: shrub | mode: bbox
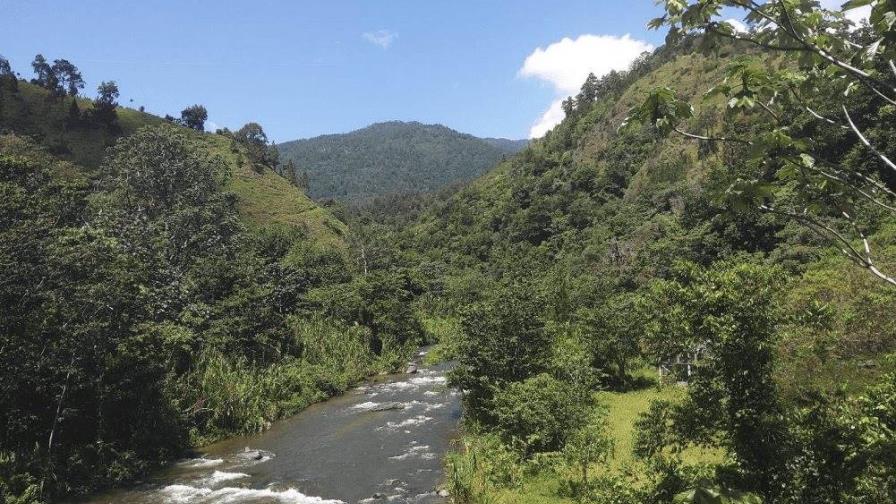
[450,282,552,422]
[492,374,591,456]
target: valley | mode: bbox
[3,2,896,504]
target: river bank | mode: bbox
[80,351,461,504]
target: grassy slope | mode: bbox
[1,81,346,250]
[198,133,347,249]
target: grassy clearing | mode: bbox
[457,384,723,503]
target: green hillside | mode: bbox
[0,80,346,249]
[404,33,896,504]
[0,75,421,502]
[277,121,522,201]
[481,137,529,153]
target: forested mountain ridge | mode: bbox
[480,136,529,153]
[276,121,524,202]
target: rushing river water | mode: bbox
[83,352,461,504]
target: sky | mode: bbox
[0,1,868,141]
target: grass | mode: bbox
[198,133,348,251]
[463,383,723,504]
[419,314,462,365]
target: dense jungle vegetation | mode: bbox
[398,2,896,503]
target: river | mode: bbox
[82,351,461,504]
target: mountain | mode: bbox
[415,39,896,386]
[276,121,524,202]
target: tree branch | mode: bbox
[706,24,805,52]
[760,204,896,287]
[725,0,896,107]
[843,105,896,174]
[672,126,753,145]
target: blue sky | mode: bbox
[0,1,672,141]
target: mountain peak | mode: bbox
[278,121,526,201]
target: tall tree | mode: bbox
[0,55,11,76]
[577,72,600,105]
[561,96,576,117]
[50,59,84,96]
[92,81,120,127]
[282,159,299,186]
[30,54,56,92]
[179,104,208,131]
[235,122,278,167]
[0,54,16,93]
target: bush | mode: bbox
[450,282,552,422]
[492,374,591,456]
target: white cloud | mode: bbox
[819,0,871,24]
[529,99,567,139]
[206,120,220,132]
[519,34,654,138]
[724,18,748,34]
[363,30,398,49]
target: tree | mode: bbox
[50,59,84,96]
[282,159,299,186]
[636,262,789,499]
[449,282,552,422]
[0,54,16,93]
[492,373,591,455]
[0,55,11,77]
[561,96,576,117]
[30,54,56,91]
[236,121,268,145]
[179,104,208,131]
[575,293,644,388]
[577,72,600,105]
[627,1,896,287]
[92,81,119,127]
[99,124,226,219]
[563,411,613,491]
[234,122,279,167]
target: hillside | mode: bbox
[277,121,523,201]
[481,137,529,153]
[405,35,896,503]
[0,81,346,249]
[416,39,896,392]
[1,76,410,503]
